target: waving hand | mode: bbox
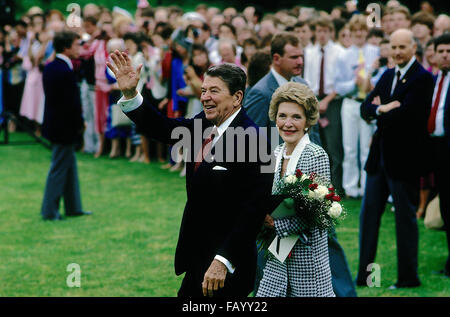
[106,50,143,99]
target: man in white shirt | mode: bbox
[428,33,450,278]
[334,15,379,198]
[304,17,345,196]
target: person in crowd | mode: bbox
[218,39,242,69]
[427,33,450,277]
[304,16,345,196]
[246,50,271,89]
[175,44,209,176]
[90,19,115,158]
[41,31,92,220]
[105,37,132,159]
[244,32,308,143]
[257,82,334,297]
[337,24,352,49]
[391,5,412,30]
[19,13,52,137]
[2,28,26,133]
[144,27,170,164]
[357,29,435,289]
[381,6,396,36]
[423,38,440,75]
[163,29,191,172]
[366,28,385,47]
[293,20,314,51]
[334,14,379,199]
[433,14,450,37]
[411,11,435,53]
[79,15,99,154]
[259,17,279,39]
[109,54,273,296]
[231,14,247,35]
[240,37,259,70]
[370,39,395,87]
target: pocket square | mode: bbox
[212,165,227,171]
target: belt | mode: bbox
[349,96,365,102]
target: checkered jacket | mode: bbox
[256,142,335,297]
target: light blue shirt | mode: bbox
[334,44,379,98]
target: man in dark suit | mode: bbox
[244,32,356,297]
[357,29,435,289]
[428,33,450,278]
[107,53,273,297]
[41,31,92,221]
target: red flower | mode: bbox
[309,183,318,190]
[295,169,303,178]
[332,195,341,202]
[328,187,335,192]
[325,193,335,200]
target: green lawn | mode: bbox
[0,132,449,297]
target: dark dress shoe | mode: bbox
[432,269,450,277]
[66,211,93,217]
[43,214,63,221]
[388,281,421,290]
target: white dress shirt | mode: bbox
[334,44,380,97]
[391,56,416,95]
[118,91,239,273]
[271,67,289,87]
[56,53,73,70]
[304,41,344,96]
[431,70,449,137]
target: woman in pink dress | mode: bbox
[19,14,51,136]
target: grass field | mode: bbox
[1,132,449,297]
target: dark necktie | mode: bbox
[391,70,401,95]
[319,47,325,99]
[194,127,217,172]
[428,70,448,134]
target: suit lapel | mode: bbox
[392,60,420,98]
[192,108,246,175]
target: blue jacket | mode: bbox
[42,57,83,144]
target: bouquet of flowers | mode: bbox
[274,169,346,230]
[258,169,346,252]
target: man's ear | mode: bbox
[234,90,244,106]
[272,53,281,66]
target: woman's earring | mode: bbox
[304,127,309,132]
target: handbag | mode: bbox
[424,195,444,230]
[111,104,132,127]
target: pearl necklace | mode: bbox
[283,147,292,160]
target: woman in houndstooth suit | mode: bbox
[256,82,335,297]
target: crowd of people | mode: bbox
[1,0,450,296]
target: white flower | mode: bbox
[285,175,297,184]
[328,202,343,218]
[315,185,329,199]
[300,174,309,182]
[308,185,329,200]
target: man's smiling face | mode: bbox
[200,75,241,126]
